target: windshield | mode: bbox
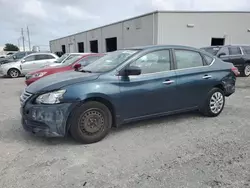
[54,53,69,63]
[201,47,221,56]
[59,55,83,66]
[82,50,138,73]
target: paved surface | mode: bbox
[0,77,250,188]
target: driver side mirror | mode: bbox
[73,63,81,71]
[21,59,26,63]
[217,53,226,58]
[120,66,141,76]
[13,55,17,59]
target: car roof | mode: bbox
[123,45,199,51]
[28,52,56,55]
[69,53,90,55]
[202,44,250,48]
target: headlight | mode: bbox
[31,72,47,78]
[36,90,66,104]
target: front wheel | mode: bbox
[242,64,250,77]
[8,68,20,78]
[69,101,112,144]
[200,88,225,117]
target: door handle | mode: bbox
[163,80,175,84]
[203,75,212,79]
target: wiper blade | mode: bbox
[79,69,92,73]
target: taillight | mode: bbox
[231,67,240,76]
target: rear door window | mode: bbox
[35,54,55,60]
[201,47,221,56]
[174,50,204,69]
[217,47,229,56]
[241,46,250,55]
[228,46,242,55]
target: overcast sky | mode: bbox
[0,0,249,50]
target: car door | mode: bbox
[174,49,216,109]
[216,46,231,62]
[21,54,37,74]
[228,46,244,67]
[34,54,57,68]
[119,49,178,120]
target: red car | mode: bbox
[25,53,104,86]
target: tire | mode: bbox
[200,88,225,117]
[69,101,112,144]
[242,64,250,77]
[8,68,20,78]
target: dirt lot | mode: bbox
[0,77,250,188]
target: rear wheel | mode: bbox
[200,88,225,117]
[242,64,250,77]
[8,68,20,78]
[69,101,112,144]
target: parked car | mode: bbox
[25,53,104,85]
[0,51,34,65]
[20,45,238,144]
[201,45,250,77]
[43,53,86,68]
[0,52,58,78]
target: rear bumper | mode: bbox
[223,74,236,97]
[234,64,244,72]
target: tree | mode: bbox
[3,43,19,51]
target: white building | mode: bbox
[49,11,250,53]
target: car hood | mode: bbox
[0,60,20,67]
[26,71,100,94]
[28,66,67,75]
[41,63,62,68]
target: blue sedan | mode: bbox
[20,45,238,144]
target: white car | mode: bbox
[43,53,86,68]
[0,52,58,78]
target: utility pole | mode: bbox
[27,26,31,51]
[17,38,20,50]
[21,28,25,52]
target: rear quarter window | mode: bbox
[203,54,214,65]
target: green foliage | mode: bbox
[3,43,19,51]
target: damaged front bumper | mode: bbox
[21,102,74,137]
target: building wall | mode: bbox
[122,14,154,48]
[50,14,155,53]
[157,12,250,48]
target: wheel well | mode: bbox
[73,97,116,126]
[214,84,225,93]
[84,97,116,126]
[7,68,20,75]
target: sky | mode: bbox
[0,0,249,51]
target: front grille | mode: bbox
[20,90,32,106]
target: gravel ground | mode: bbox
[0,77,250,188]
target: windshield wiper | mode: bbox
[79,69,92,73]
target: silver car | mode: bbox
[0,52,58,78]
[42,53,86,68]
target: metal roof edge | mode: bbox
[49,11,159,42]
[157,10,250,13]
[50,10,250,42]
